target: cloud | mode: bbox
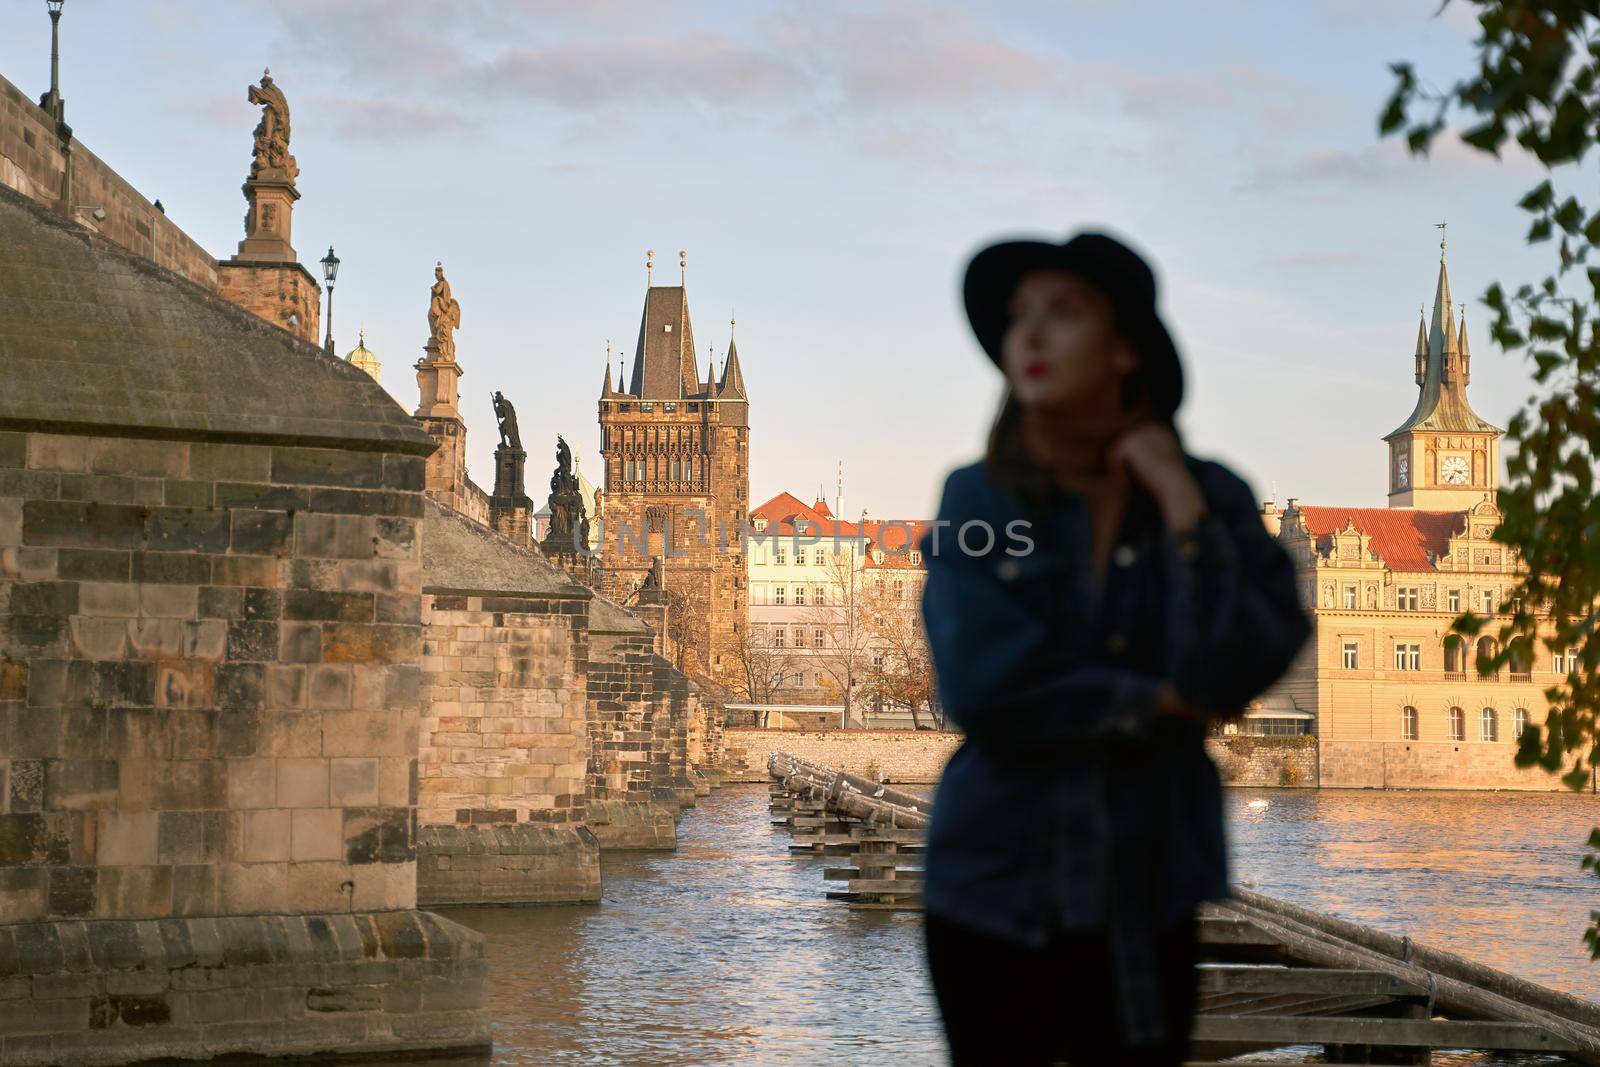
[316,96,470,142]
[472,34,808,107]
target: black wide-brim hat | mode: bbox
[962,231,1184,421]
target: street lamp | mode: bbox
[320,246,340,355]
[42,0,65,124]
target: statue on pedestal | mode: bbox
[428,264,462,361]
[247,69,298,182]
[542,435,590,554]
[492,391,522,451]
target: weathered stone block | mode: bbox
[241,810,290,863]
[290,808,343,862]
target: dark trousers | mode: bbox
[924,912,1199,1066]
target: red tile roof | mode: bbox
[749,491,929,559]
[1295,505,1467,572]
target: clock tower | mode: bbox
[1384,238,1502,510]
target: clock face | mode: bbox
[1396,455,1409,488]
[1441,455,1470,485]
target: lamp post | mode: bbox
[320,246,340,355]
[40,1,64,124]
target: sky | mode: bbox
[0,0,1558,519]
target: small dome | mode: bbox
[345,330,381,382]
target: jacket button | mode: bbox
[996,559,1020,581]
[1113,545,1137,567]
[1107,633,1128,654]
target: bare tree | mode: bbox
[727,621,798,727]
[800,547,875,728]
[861,576,940,729]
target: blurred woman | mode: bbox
[918,232,1310,1065]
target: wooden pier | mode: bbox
[767,751,1600,1065]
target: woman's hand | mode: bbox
[1108,423,1207,533]
[1155,682,1213,724]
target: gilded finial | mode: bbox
[646,249,654,286]
[730,308,735,338]
[679,249,686,284]
[1435,220,1447,261]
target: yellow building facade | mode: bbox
[1254,246,1567,790]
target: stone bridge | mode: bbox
[0,69,725,1065]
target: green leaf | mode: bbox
[1521,181,1556,212]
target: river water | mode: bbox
[431,783,1600,1065]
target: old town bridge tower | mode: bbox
[597,267,750,684]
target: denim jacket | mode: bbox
[918,456,1309,1045]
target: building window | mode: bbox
[1398,587,1419,611]
[1393,643,1421,671]
[872,651,884,668]
[1449,706,1465,742]
[813,628,824,648]
[640,402,654,412]
[1343,585,1357,609]
[1444,635,1465,676]
[1514,707,1529,740]
[773,628,786,648]
[814,673,823,687]
[813,586,825,604]
[1481,589,1495,614]
[1401,706,1418,740]
[1480,706,1498,742]
[794,586,805,606]
[1448,590,1461,613]
[774,586,785,606]
[775,545,786,565]
[814,549,825,565]
[1342,641,1358,670]
[1555,649,1576,675]
[895,579,906,600]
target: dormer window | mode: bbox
[872,550,884,565]
[664,402,676,412]
[640,402,653,412]
[664,324,673,333]
[909,550,922,566]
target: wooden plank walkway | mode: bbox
[766,751,1600,1065]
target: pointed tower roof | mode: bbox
[628,285,700,399]
[1386,247,1500,439]
[602,350,615,396]
[717,336,747,398]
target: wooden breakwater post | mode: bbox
[764,750,1600,1065]
[768,752,928,907]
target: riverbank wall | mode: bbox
[721,729,960,784]
[724,730,1322,789]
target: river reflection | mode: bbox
[426,784,1598,1065]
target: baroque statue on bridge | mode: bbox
[428,264,462,361]
[492,391,522,451]
[542,435,589,555]
[247,69,298,183]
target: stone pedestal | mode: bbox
[490,445,532,544]
[214,170,321,344]
[415,341,461,420]
[234,171,299,262]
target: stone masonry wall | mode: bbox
[0,74,218,289]
[1320,739,1563,790]
[721,728,962,784]
[214,261,322,347]
[1206,736,1319,787]
[0,431,425,922]
[417,594,589,826]
[586,632,695,807]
